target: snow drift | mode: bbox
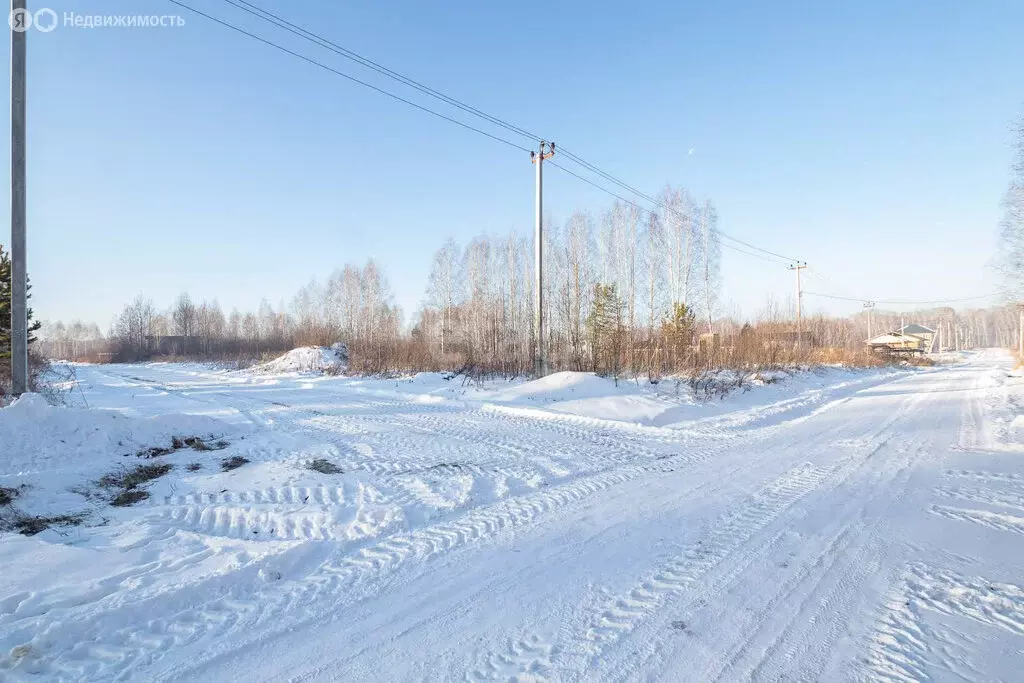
[0,393,237,540]
[252,343,349,375]
[0,393,230,474]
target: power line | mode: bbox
[549,160,788,265]
[802,267,862,300]
[165,0,531,152]
[803,291,995,306]
[217,0,541,143]
[548,160,791,266]
[193,0,801,265]
[555,148,800,263]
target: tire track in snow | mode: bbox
[579,465,831,657]
[709,368,971,682]
[153,485,350,507]
[944,468,1024,484]
[26,445,709,681]
[957,363,996,451]
[860,563,1024,681]
[152,469,654,681]
[279,398,709,519]
[4,377,702,680]
[929,505,1024,536]
[55,363,926,681]
[148,482,399,543]
[934,485,1024,511]
[151,503,395,544]
[715,441,929,682]
[471,370,937,682]
[468,464,834,681]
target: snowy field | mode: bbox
[2,350,1023,681]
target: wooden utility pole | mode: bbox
[788,262,807,348]
[531,141,554,376]
[10,0,28,395]
[863,301,875,340]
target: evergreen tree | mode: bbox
[661,301,696,369]
[0,243,41,360]
[587,283,624,374]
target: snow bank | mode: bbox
[252,343,349,375]
[0,393,230,475]
[0,393,239,541]
[267,366,906,430]
[465,368,900,428]
[481,371,674,424]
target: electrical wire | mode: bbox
[162,3,985,307]
[218,0,543,143]
[165,0,532,152]
[197,0,802,265]
[802,268,862,300]
[548,161,791,266]
[556,148,800,263]
[803,291,995,306]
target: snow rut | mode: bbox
[469,464,832,681]
[934,485,1024,511]
[25,453,696,681]
[944,468,1024,484]
[708,440,929,682]
[929,505,1024,535]
[861,563,1024,681]
[152,504,394,543]
[156,485,349,507]
[469,378,937,682]
[581,465,829,652]
[148,483,401,543]
[932,466,1024,535]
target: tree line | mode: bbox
[35,180,1021,375]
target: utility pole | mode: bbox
[531,140,554,376]
[788,262,807,348]
[863,301,875,340]
[10,0,28,395]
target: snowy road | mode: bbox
[3,352,1024,681]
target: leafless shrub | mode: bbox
[307,458,343,474]
[99,463,172,491]
[0,486,21,506]
[110,490,149,507]
[7,513,87,536]
[171,436,228,452]
[220,456,250,472]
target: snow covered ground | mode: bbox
[2,350,1023,681]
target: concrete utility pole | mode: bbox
[531,140,554,377]
[788,262,807,348]
[863,301,875,340]
[10,0,28,395]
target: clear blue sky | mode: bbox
[6,0,1023,329]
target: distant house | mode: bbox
[866,324,935,355]
[898,324,936,352]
